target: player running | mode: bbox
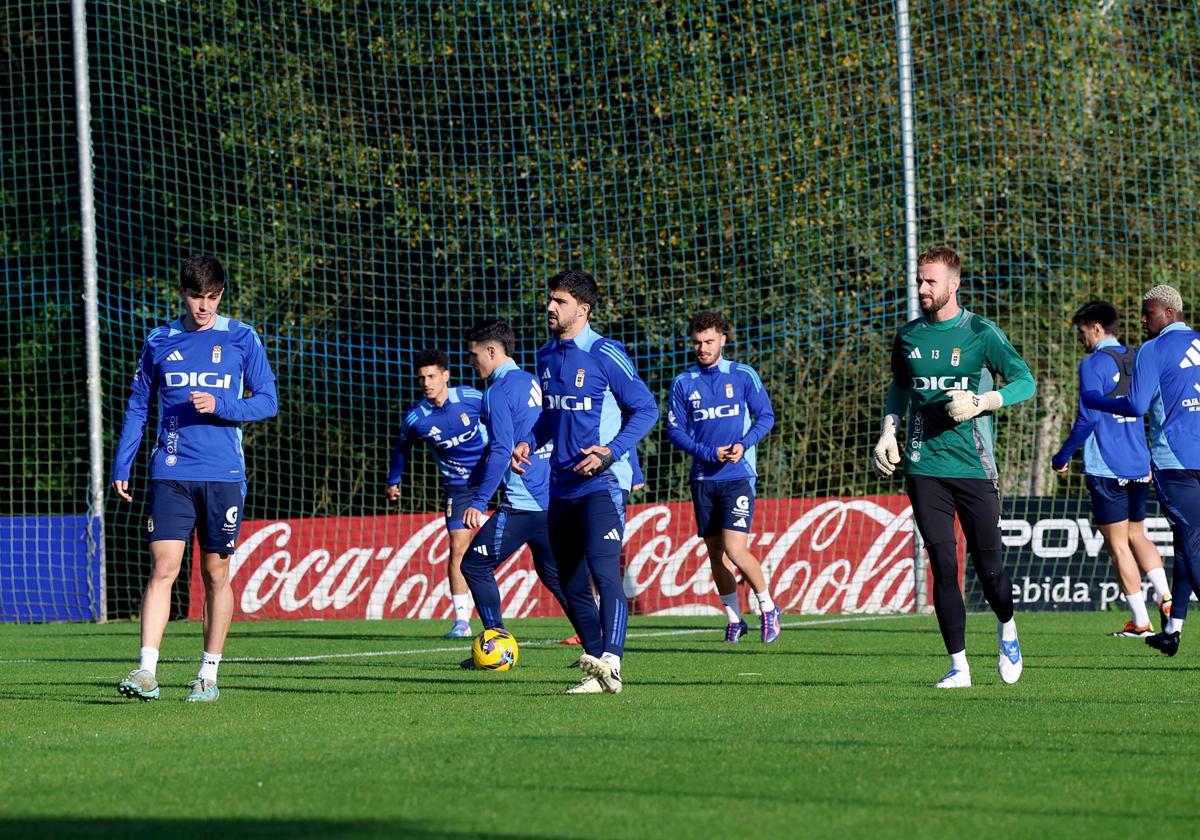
[1052,300,1171,636]
[386,349,487,638]
[666,311,780,643]
[872,246,1036,689]
[113,255,278,702]
[513,270,659,694]
[1081,285,1200,657]
[458,319,570,663]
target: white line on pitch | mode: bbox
[0,613,916,666]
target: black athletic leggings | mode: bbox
[906,475,1015,654]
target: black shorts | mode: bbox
[905,475,1001,551]
[690,479,755,538]
[146,479,245,553]
[1085,475,1150,525]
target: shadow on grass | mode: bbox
[0,818,559,839]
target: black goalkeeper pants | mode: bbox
[906,475,1015,654]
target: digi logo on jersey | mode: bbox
[693,404,741,421]
[164,371,234,389]
[433,427,479,450]
[544,394,593,411]
[910,375,969,391]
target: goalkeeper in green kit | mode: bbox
[872,246,1036,688]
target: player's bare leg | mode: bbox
[721,529,780,642]
[119,539,185,701]
[705,536,747,642]
[1128,519,1172,623]
[187,551,232,702]
[1100,521,1154,636]
[445,528,475,637]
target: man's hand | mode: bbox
[385,484,400,502]
[1054,463,1070,475]
[512,442,531,475]
[632,482,646,493]
[716,443,746,463]
[463,506,487,530]
[190,390,217,414]
[112,479,132,502]
[574,445,615,477]
[945,389,1002,423]
[872,415,902,478]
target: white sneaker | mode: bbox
[564,676,604,694]
[935,668,972,689]
[579,653,623,694]
[997,639,1023,684]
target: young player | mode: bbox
[872,246,1036,688]
[112,255,278,702]
[666,312,780,643]
[513,270,659,694]
[1052,301,1171,635]
[385,350,487,638]
[1081,285,1200,656]
[458,319,570,662]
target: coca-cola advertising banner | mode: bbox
[189,497,917,621]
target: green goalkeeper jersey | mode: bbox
[885,308,1036,480]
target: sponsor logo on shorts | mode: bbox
[603,528,621,541]
[146,516,154,533]
[165,455,178,466]
[223,506,240,533]
[734,495,751,514]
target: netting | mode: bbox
[3,1,1198,622]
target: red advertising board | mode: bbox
[189,496,917,621]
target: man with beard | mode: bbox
[872,246,1036,688]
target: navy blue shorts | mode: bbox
[1085,475,1150,525]
[690,479,755,538]
[444,487,479,531]
[146,480,245,553]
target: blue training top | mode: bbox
[666,357,775,483]
[1052,337,1150,479]
[527,324,659,499]
[387,386,488,491]
[1082,321,1200,470]
[112,315,278,484]
[468,360,551,513]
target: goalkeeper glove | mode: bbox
[945,389,1002,423]
[872,414,902,478]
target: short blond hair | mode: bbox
[1144,284,1184,313]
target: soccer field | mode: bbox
[0,612,1194,838]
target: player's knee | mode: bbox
[924,542,958,580]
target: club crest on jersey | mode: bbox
[457,412,468,427]
[575,368,586,388]
[951,347,961,367]
[212,345,222,364]
[725,383,734,398]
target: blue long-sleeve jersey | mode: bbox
[667,358,775,482]
[526,324,659,499]
[112,315,278,483]
[1051,338,1150,478]
[1081,322,1200,470]
[387,387,488,491]
[468,361,551,513]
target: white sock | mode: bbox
[198,651,222,682]
[755,590,777,613]
[1126,590,1150,627]
[1168,617,1184,635]
[720,592,743,623]
[1148,568,1171,603]
[601,652,621,672]
[999,618,1018,642]
[949,649,969,673]
[139,646,159,676]
[452,594,473,624]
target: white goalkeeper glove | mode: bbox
[945,389,1002,423]
[872,414,902,478]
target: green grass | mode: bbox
[1,612,1196,838]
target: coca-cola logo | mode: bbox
[191,497,916,622]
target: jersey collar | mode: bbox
[554,322,599,351]
[1093,336,1121,351]
[697,358,732,375]
[1159,321,1191,336]
[491,359,518,381]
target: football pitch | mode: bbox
[1,612,1196,838]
